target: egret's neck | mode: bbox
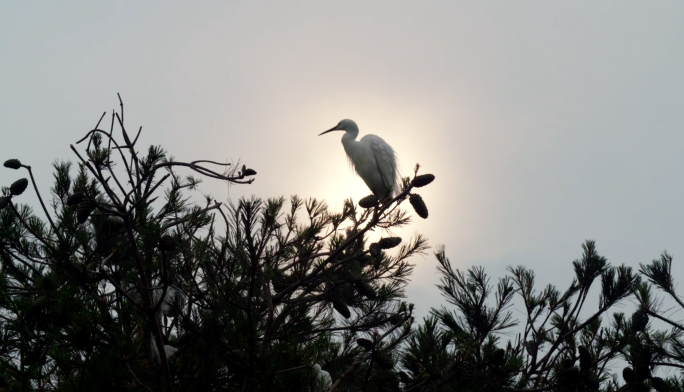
[341,127,359,146]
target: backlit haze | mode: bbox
[1,2,683,321]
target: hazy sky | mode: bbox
[2,2,684,321]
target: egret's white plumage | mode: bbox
[126,285,186,317]
[150,334,177,366]
[312,363,333,389]
[319,119,398,200]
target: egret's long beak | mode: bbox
[318,125,341,136]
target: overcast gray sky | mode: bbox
[2,2,684,322]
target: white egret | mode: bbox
[150,334,177,366]
[312,363,332,389]
[125,284,186,317]
[319,119,398,200]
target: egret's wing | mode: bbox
[362,134,398,197]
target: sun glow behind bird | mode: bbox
[0,0,477,318]
[0,0,682,326]
[319,119,398,202]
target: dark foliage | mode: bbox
[393,242,684,392]
[0,98,434,391]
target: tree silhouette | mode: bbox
[396,242,684,392]
[0,97,434,391]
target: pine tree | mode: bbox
[0,97,434,391]
[394,241,684,392]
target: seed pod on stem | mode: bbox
[354,281,377,299]
[358,194,378,209]
[10,178,29,196]
[411,174,435,188]
[66,193,84,206]
[409,194,428,219]
[331,299,351,319]
[631,310,649,332]
[378,237,401,249]
[76,196,97,224]
[159,235,176,252]
[3,159,21,170]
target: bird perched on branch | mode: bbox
[312,363,332,390]
[319,119,398,201]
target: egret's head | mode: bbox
[319,119,358,136]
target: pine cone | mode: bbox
[0,196,8,211]
[357,338,374,351]
[359,195,379,208]
[578,345,592,370]
[10,178,28,196]
[631,310,649,332]
[354,281,377,299]
[369,243,381,256]
[66,193,84,206]
[409,194,428,219]
[76,196,97,224]
[375,352,395,370]
[159,235,176,252]
[3,159,21,170]
[455,361,473,384]
[411,174,435,188]
[623,367,635,383]
[651,377,669,392]
[332,299,351,318]
[378,237,402,249]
